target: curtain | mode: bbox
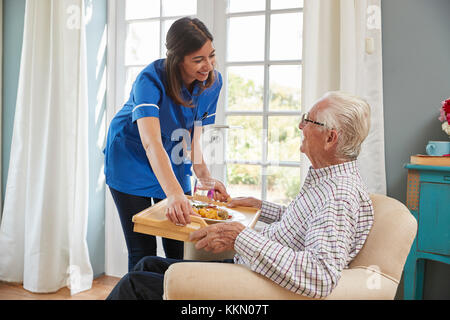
[302,0,386,194]
[0,0,92,294]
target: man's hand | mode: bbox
[189,222,246,254]
[226,197,262,209]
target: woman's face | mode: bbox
[179,40,216,86]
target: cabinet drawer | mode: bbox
[420,171,450,184]
[417,183,450,256]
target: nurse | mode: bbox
[104,17,229,271]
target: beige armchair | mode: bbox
[163,194,417,300]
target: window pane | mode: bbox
[271,0,304,10]
[228,15,265,62]
[126,0,160,20]
[124,66,146,104]
[161,18,177,57]
[226,164,262,199]
[266,166,301,205]
[270,12,303,60]
[126,21,160,65]
[269,65,302,111]
[226,116,263,161]
[162,0,196,17]
[268,116,301,162]
[228,0,265,13]
[227,66,264,111]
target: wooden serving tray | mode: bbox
[132,195,261,242]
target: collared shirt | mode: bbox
[104,59,222,198]
[234,160,374,298]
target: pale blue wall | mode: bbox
[2,0,107,278]
[381,0,450,299]
[85,0,107,278]
[2,0,25,200]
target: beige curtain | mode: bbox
[302,0,386,194]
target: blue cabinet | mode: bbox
[404,164,450,300]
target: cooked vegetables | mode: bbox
[192,203,230,220]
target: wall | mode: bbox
[1,0,25,201]
[85,0,107,278]
[1,0,107,278]
[381,0,450,299]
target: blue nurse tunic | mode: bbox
[104,59,223,199]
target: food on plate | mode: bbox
[191,202,230,221]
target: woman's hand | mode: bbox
[226,197,262,209]
[166,193,200,226]
[212,179,230,202]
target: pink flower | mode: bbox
[439,107,446,122]
[438,98,450,137]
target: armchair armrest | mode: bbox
[163,262,399,300]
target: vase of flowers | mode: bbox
[439,98,450,137]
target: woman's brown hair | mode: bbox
[165,17,215,108]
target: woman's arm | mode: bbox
[191,125,229,201]
[191,125,209,178]
[137,117,196,225]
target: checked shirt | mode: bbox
[233,160,374,298]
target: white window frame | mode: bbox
[105,0,303,276]
[107,0,304,200]
[216,0,303,200]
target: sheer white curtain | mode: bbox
[0,0,93,294]
[302,0,386,194]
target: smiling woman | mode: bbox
[165,17,216,106]
[179,42,216,91]
[103,16,229,272]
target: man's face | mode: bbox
[299,101,329,167]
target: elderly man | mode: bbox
[106,91,374,300]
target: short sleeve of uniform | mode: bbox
[131,71,162,123]
[201,72,223,126]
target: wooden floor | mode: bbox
[0,275,120,300]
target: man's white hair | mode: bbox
[315,91,371,160]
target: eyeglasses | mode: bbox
[300,112,326,127]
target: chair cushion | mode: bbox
[349,194,417,281]
[164,262,399,300]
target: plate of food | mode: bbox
[190,200,246,224]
